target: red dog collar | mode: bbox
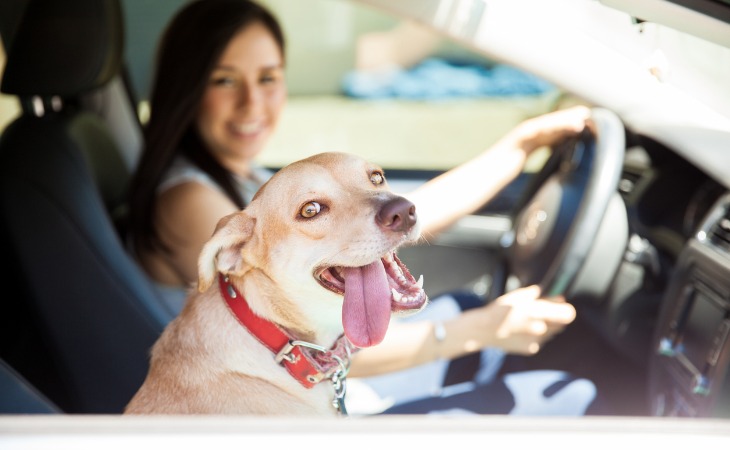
[218,274,354,390]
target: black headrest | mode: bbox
[1,0,123,98]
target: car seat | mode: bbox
[0,0,174,413]
[0,358,60,414]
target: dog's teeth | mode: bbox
[391,288,403,303]
[416,275,424,289]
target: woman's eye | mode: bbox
[370,171,385,186]
[211,76,235,87]
[260,74,277,85]
[300,201,322,218]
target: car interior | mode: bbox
[1,0,730,426]
[0,0,172,414]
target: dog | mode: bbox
[124,152,427,415]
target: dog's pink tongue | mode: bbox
[342,261,391,348]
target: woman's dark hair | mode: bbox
[127,0,285,253]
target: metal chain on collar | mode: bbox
[220,275,353,415]
[276,339,351,416]
[330,354,348,416]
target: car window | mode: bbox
[122,0,564,172]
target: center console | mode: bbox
[650,194,730,417]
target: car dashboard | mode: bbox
[649,192,730,417]
[614,133,730,417]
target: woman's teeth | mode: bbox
[232,122,263,135]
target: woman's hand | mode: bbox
[348,285,575,377]
[443,285,576,356]
[409,105,591,237]
[506,105,591,155]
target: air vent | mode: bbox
[708,214,730,252]
[698,193,730,256]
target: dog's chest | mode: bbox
[209,326,341,415]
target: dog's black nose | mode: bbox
[377,197,417,232]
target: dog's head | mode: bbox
[198,152,427,348]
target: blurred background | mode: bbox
[2,0,566,171]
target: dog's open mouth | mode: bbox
[315,252,427,348]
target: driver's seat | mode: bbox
[0,0,172,413]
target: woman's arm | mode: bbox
[406,105,590,238]
[348,285,575,378]
[153,182,240,284]
[349,107,591,377]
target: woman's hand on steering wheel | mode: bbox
[451,285,576,356]
[496,107,626,299]
[509,105,592,155]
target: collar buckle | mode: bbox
[219,274,353,414]
[274,341,299,364]
[274,339,351,414]
[274,340,326,365]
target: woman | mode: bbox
[127,0,595,415]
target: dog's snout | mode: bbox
[377,197,417,232]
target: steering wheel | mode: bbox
[493,107,626,299]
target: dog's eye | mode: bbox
[300,201,322,218]
[370,171,385,186]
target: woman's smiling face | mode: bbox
[196,21,287,176]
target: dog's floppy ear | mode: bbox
[197,211,256,292]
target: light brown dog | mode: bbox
[125,152,427,415]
